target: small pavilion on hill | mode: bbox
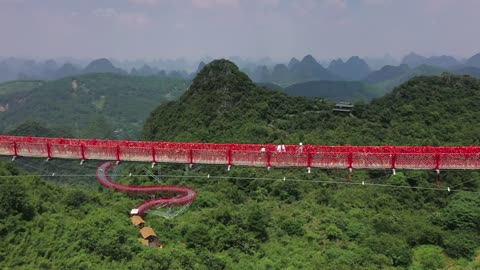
[130,215,145,228]
[140,226,159,247]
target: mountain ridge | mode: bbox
[328,56,370,81]
[0,73,188,139]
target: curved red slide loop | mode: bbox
[96,161,197,215]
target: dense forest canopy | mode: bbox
[0,73,188,139]
[145,60,480,146]
[1,60,480,269]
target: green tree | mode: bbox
[185,224,211,249]
[0,178,34,220]
[437,193,480,231]
[363,233,412,267]
[411,245,448,270]
[443,230,480,258]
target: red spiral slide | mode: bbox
[96,161,197,215]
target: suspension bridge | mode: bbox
[2,135,480,171]
[2,135,480,216]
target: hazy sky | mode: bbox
[0,0,479,60]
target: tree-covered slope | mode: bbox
[0,80,44,97]
[287,73,480,146]
[2,158,479,269]
[363,64,447,92]
[454,67,480,79]
[0,73,188,139]
[141,60,480,269]
[284,80,376,102]
[361,74,480,145]
[364,64,411,83]
[0,161,218,269]
[145,60,480,146]
[3,60,480,269]
[144,59,332,143]
[6,121,72,138]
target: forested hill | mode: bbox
[2,60,480,269]
[137,60,480,269]
[145,60,480,146]
[0,73,188,139]
[283,80,376,102]
[361,74,480,145]
[144,59,332,143]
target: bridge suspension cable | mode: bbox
[2,169,479,194]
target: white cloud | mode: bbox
[118,13,149,27]
[128,0,159,5]
[258,0,281,7]
[191,0,239,8]
[291,0,347,17]
[92,8,150,27]
[92,8,117,18]
[323,0,347,9]
[291,0,317,16]
[0,0,24,3]
[361,0,392,6]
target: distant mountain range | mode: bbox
[82,58,126,75]
[243,52,480,87]
[465,53,480,68]
[243,55,341,84]
[0,58,196,82]
[261,55,480,102]
[401,53,461,68]
[454,66,480,78]
[328,56,370,81]
[364,64,412,83]
[365,63,480,88]
[1,52,480,102]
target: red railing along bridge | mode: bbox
[2,135,479,218]
[2,135,480,172]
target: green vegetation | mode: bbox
[141,60,480,268]
[0,161,167,269]
[0,73,188,139]
[1,60,480,269]
[2,158,479,269]
[145,61,480,146]
[144,60,334,143]
[0,80,44,96]
[6,121,73,138]
[364,64,447,94]
[454,67,480,79]
[257,64,450,103]
[284,80,378,102]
